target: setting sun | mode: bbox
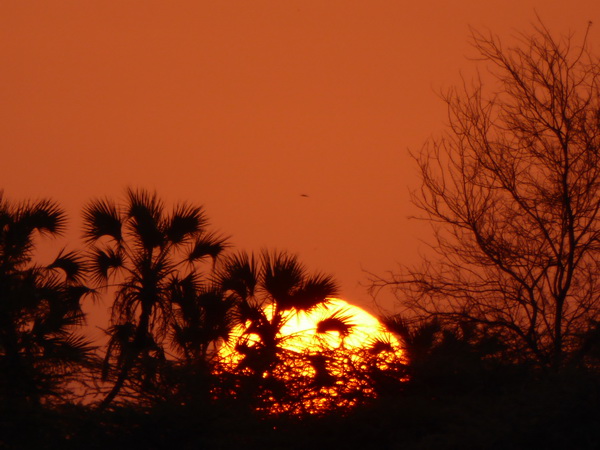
[222,298,402,354]
[217,298,405,415]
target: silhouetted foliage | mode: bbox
[7,20,600,439]
[212,251,407,417]
[83,188,229,409]
[0,192,93,411]
[213,250,347,414]
[383,315,509,394]
[0,187,598,449]
[372,21,600,368]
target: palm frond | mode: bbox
[18,198,66,237]
[188,232,229,263]
[126,188,164,219]
[0,198,12,231]
[368,337,395,354]
[89,246,125,283]
[285,273,339,311]
[40,333,95,365]
[126,188,165,250]
[82,198,122,243]
[0,197,64,271]
[235,300,266,327]
[2,220,35,266]
[47,249,86,283]
[165,203,207,244]
[262,251,305,303]
[60,307,88,328]
[167,272,202,320]
[64,285,93,310]
[217,252,258,300]
[316,309,356,336]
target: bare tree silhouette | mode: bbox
[83,188,228,409]
[372,21,600,368]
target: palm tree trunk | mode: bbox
[98,308,151,411]
[98,361,132,411]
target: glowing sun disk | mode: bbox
[219,298,404,368]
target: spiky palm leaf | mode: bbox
[316,309,355,337]
[37,334,95,368]
[48,249,86,283]
[368,338,395,354]
[88,246,125,284]
[286,273,339,311]
[82,198,122,243]
[125,188,165,250]
[188,232,229,263]
[217,252,258,301]
[17,198,66,237]
[262,251,304,303]
[0,198,66,270]
[165,203,206,245]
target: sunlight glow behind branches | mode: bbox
[217,298,406,415]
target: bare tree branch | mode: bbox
[375,20,600,368]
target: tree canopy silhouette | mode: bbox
[83,188,229,409]
[214,250,342,414]
[373,21,600,368]
[214,251,404,416]
[0,192,92,410]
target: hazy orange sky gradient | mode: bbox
[2,1,600,315]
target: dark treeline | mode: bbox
[1,188,598,450]
[4,21,600,449]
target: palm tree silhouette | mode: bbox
[0,193,92,410]
[83,188,228,410]
[216,250,339,409]
[166,276,237,406]
[170,276,234,363]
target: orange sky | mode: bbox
[2,1,599,316]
